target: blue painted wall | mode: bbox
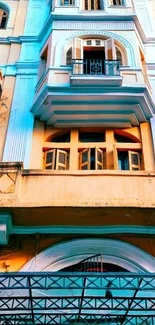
[2,0,51,167]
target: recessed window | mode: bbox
[116,150,141,171]
[110,0,125,5]
[44,149,69,170]
[84,0,102,10]
[79,132,105,142]
[79,148,106,170]
[39,46,48,79]
[51,132,70,143]
[114,134,135,143]
[0,9,8,29]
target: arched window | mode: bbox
[66,47,72,66]
[0,8,8,29]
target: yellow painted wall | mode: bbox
[30,124,155,171]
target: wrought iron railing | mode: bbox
[72,59,120,76]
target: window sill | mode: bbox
[22,169,153,177]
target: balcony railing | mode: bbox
[72,59,120,76]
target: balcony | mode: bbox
[0,272,155,325]
[0,163,155,208]
[71,59,122,86]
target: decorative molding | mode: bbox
[0,173,16,193]
[20,238,155,272]
[53,20,135,30]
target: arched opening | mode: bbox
[20,238,155,272]
[66,37,127,75]
[0,7,8,28]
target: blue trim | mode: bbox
[11,225,155,235]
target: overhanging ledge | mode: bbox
[31,85,155,128]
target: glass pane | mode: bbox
[96,40,101,45]
[45,165,53,170]
[59,152,66,164]
[82,164,88,170]
[131,153,139,165]
[46,152,53,164]
[97,164,102,170]
[58,166,65,170]
[132,167,139,171]
[86,40,91,45]
[97,150,102,163]
[82,151,88,163]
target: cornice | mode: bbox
[0,13,155,46]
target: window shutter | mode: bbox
[94,0,99,10]
[56,149,68,170]
[73,38,83,74]
[95,148,104,170]
[128,151,141,171]
[105,38,116,60]
[44,149,56,170]
[79,148,90,170]
[113,145,118,170]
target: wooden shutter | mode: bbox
[105,38,116,60]
[113,145,118,170]
[44,149,56,170]
[95,148,104,170]
[73,38,83,74]
[56,149,68,170]
[0,10,4,26]
[94,0,99,10]
[128,151,141,171]
[79,148,90,170]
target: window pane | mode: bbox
[82,164,88,170]
[96,40,101,45]
[58,166,65,170]
[82,151,88,163]
[59,152,66,164]
[97,164,102,170]
[86,40,91,45]
[118,152,129,170]
[46,152,53,164]
[132,167,139,171]
[79,132,105,142]
[51,133,70,143]
[45,165,53,170]
[97,150,102,163]
[131,153,139,165]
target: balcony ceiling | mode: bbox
[31,85,155,128]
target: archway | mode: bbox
[20,238,155,272]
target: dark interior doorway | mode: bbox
[83,46,105,74]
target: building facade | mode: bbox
[0,0,155,324]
